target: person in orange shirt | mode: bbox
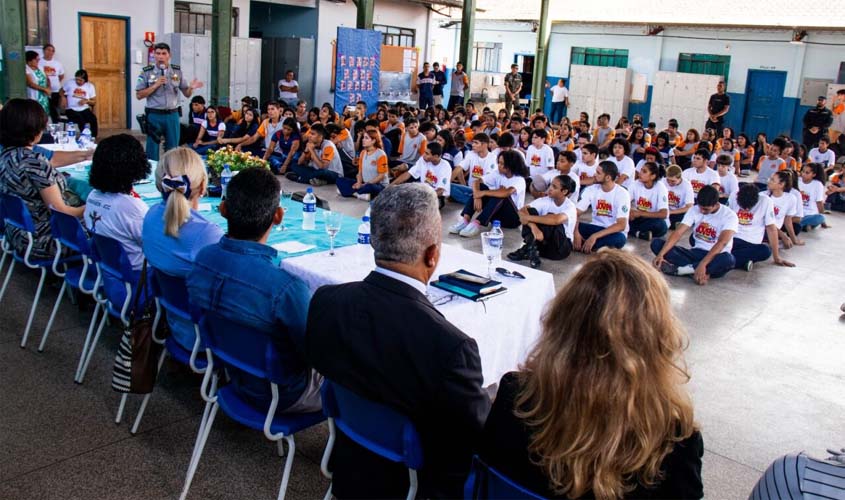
[830,89,845,143]
[672,128,700,169]
[391,118,427,175]
[336,129,389,201]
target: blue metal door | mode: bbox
[743,70,787,139]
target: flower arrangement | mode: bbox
[206,146,269,175]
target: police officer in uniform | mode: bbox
[136,42,203,161]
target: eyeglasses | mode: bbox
[426,292,456,307]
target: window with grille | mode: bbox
[473,42,502,72]
[678,53,731,83]
[570,47,629,68]
[25,0,50,46]
[174,2,239,36]
[373,25,415,47]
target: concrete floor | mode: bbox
[1,175,843,499]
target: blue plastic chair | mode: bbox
[463,456,546,500]
[0,201,8,279]
[319,379,424,500]
[38,210,100,356]
[0,193,80,348]
[128,268,208,435]
[179,309,326,500]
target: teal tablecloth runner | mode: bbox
[59,164,362,259]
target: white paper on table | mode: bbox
[272,241,316,253]
[197,203,212,212]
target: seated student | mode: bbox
[628,161,670,241]
[490,131,526,165]
[672,128,700,169]
[682,149,721,200]
[525,128,556,183]
[450,150,527,237]
[61,69,99,138]
[236,101,284,157]
[573,161,630,253]
[382,108,405,155]
[763,170,804,248]
[508,175,577,268]
[481,112,500,136]
[729,183,794,271]
[651,185,737,285]
[217,107,260,152]
[797,162,830,229]
[755,137,787,190]
[826,165,845,212]
[451,132,494,192]
[591,113,616,152]
[708,136,740,172]
[635,146,662,173]
[552,123,575,153]
[224,95,255,126]
[716,154,739,203]
[810,135,836,172]
[336,129,388,201]
[264,117,301,175]
[573,143,600,188]
[361,118,391,159]
[83,134,151,272]
[751,450,845,499]
[531,150,579,203]
[326,122,355,159]
[663,164,695,229]
[392,142,451,207]
[190,106,226,155]
[479,250,702,500]
[419,120,438,144]
[435,129,459,167]
[390,118,427,176]
[180,95,206,145]
[516,127,531,154]
[187,167,321,416]
[608,137,636,189]
[291,123,344,186]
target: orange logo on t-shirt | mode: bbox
[668,191,680,208]
[424,170,439,187]
[737,209,754,225]
[800,190,810,206]
[531,155,541,166]
[471,165,484,178]
[43,65,56,76]
[72,88,87,98]
[690,180,705,193]
[773,206,780,216]
[636,196,652,211]
[694,222,717,243]
[596,199,613,217]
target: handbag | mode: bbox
[111,260,162,394]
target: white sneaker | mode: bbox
[459,221,483,238]
[676,265,695,276]
[355,193,371,202]
[449,219,469,234]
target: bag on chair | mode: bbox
[111,260,161,394]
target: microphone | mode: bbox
[158,64,166,78]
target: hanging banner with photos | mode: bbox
[334,27,381,112]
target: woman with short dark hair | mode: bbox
[61,69,98,137]
[0,99,84,260]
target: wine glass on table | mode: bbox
[481,231,504,279]
[276,189,294,231]
[323,211,343,256]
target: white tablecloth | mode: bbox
[281,243,557,386]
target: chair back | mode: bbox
[49,209,93,256]
[463,456,546,500]
[0,193,36,233]
[150,269,192,323]
[90,233,135,284]
[321,379,423,470]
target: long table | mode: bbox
[281,244,556,386]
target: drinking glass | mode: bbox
[47,124,59,143]
[323,211,343,256]
[56,131,68,145]
[276,190,294,232]
[481,232,504,279]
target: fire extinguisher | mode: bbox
[144,32,156,66]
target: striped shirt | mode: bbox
[750,452,845,500]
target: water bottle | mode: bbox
[364,203,371,219]
[80,124,93,148]
[357,216,371,244]
[491,220,504,238]
[67,123,77,145]
[220,164,233,200]
[302,187,316,230]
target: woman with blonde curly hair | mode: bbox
[478,249,703,498]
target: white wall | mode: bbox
[313,0,430,108]
[49,0,250,129]
[428,19,537,73]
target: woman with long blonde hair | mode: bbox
[478,250,703,499]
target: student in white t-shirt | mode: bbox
[393,142,451,208]
[83,135,152,272]
[651,185,737,285]
[763,170,804,248]
[574,161,631,253]
[716,155,739,203]
[60,69,98,137]
[573,143,600,188]
[39,44,65,121]
[797,162,829,229]
[530,150,580,203]
[628,162,669,241]
[608,138,636,189]
[508,175,577,268]
[808,136,836,169]
[682,149,721,201]
[525,128,555,179]
[729,183,794,271]
[452,133,495,200]
[490,132,526,165]
[277,70,299,107]
[663,164,695,229]
[191,106,226,155]
[449,150,527,237]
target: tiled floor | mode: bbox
[1,175,843,499]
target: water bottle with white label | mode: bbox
[220,164,233,200]
[357,216,371,245]
[302,187,316,230]
[80,124,93,148]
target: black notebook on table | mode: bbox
[431,269,507,302]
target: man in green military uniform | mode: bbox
[136,42,203,161]
[504,64,523,115]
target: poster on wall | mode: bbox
[334,27,381,112]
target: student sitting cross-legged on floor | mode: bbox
[728,183,795,272]
[291,123,345,186]
[508,175,577,268]
[391,142,452,208]
[449,149,527,238]
[573,160,631,253]
[628,161,670,242]
[651,185,737,286]
[336,129,389,201]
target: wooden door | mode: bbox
[80,16,127,129]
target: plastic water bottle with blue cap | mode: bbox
[67,123,78,146]
[302,187,316,230]
[80,124,93,148]
[358,216,371,245]
[220,164,233,200]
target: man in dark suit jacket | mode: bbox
[306,183,491,499]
